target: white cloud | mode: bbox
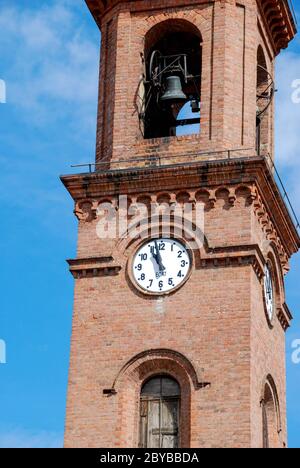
[0,0,99,131]
[0,427,63,448]
[0,0,99,232]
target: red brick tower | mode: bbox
[62,0,299,448]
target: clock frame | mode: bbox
[263,261,275,326]
[130,238,192,295]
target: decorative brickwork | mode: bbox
[62,0,299,448]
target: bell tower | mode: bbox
[62,0,299,448]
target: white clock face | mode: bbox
[264,263,274,322]
[132,238,191,294]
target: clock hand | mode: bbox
[154,240,166,272]
[152,242,160,271]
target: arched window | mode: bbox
[143,20,202,139]
[262,377,281,448]
[139,375,181,448]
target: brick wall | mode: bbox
[95,0,263,165]
[63,174,296,447]
[63,0,298,448]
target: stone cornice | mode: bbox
[200,247,265,280]
[85,0,296,53]
[277,303,293,330]
[85,0,213,26]
[257,0,297,55]
[67,256,121,278]
[67,245,265,280]
[67,247,292,330]
[61,156,300,260]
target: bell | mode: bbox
[160,76,187,103]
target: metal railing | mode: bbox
[265,153,300,230]
[286,0,298,26]
[71,147,255,174]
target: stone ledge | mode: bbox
[277,303,293,331]
[257,0,297,54]
[67,256,121,278]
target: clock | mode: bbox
[132,238,191,294]
[264,263,274,322]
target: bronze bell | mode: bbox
[160,76,187,103]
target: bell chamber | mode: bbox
[141,21,202,139]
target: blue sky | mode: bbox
[0,0,300,448]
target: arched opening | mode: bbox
[262,377,281,448]
[256,46,273,155]
[139,375,181,448]
[143,20,202,139]
[113,349,194,447]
